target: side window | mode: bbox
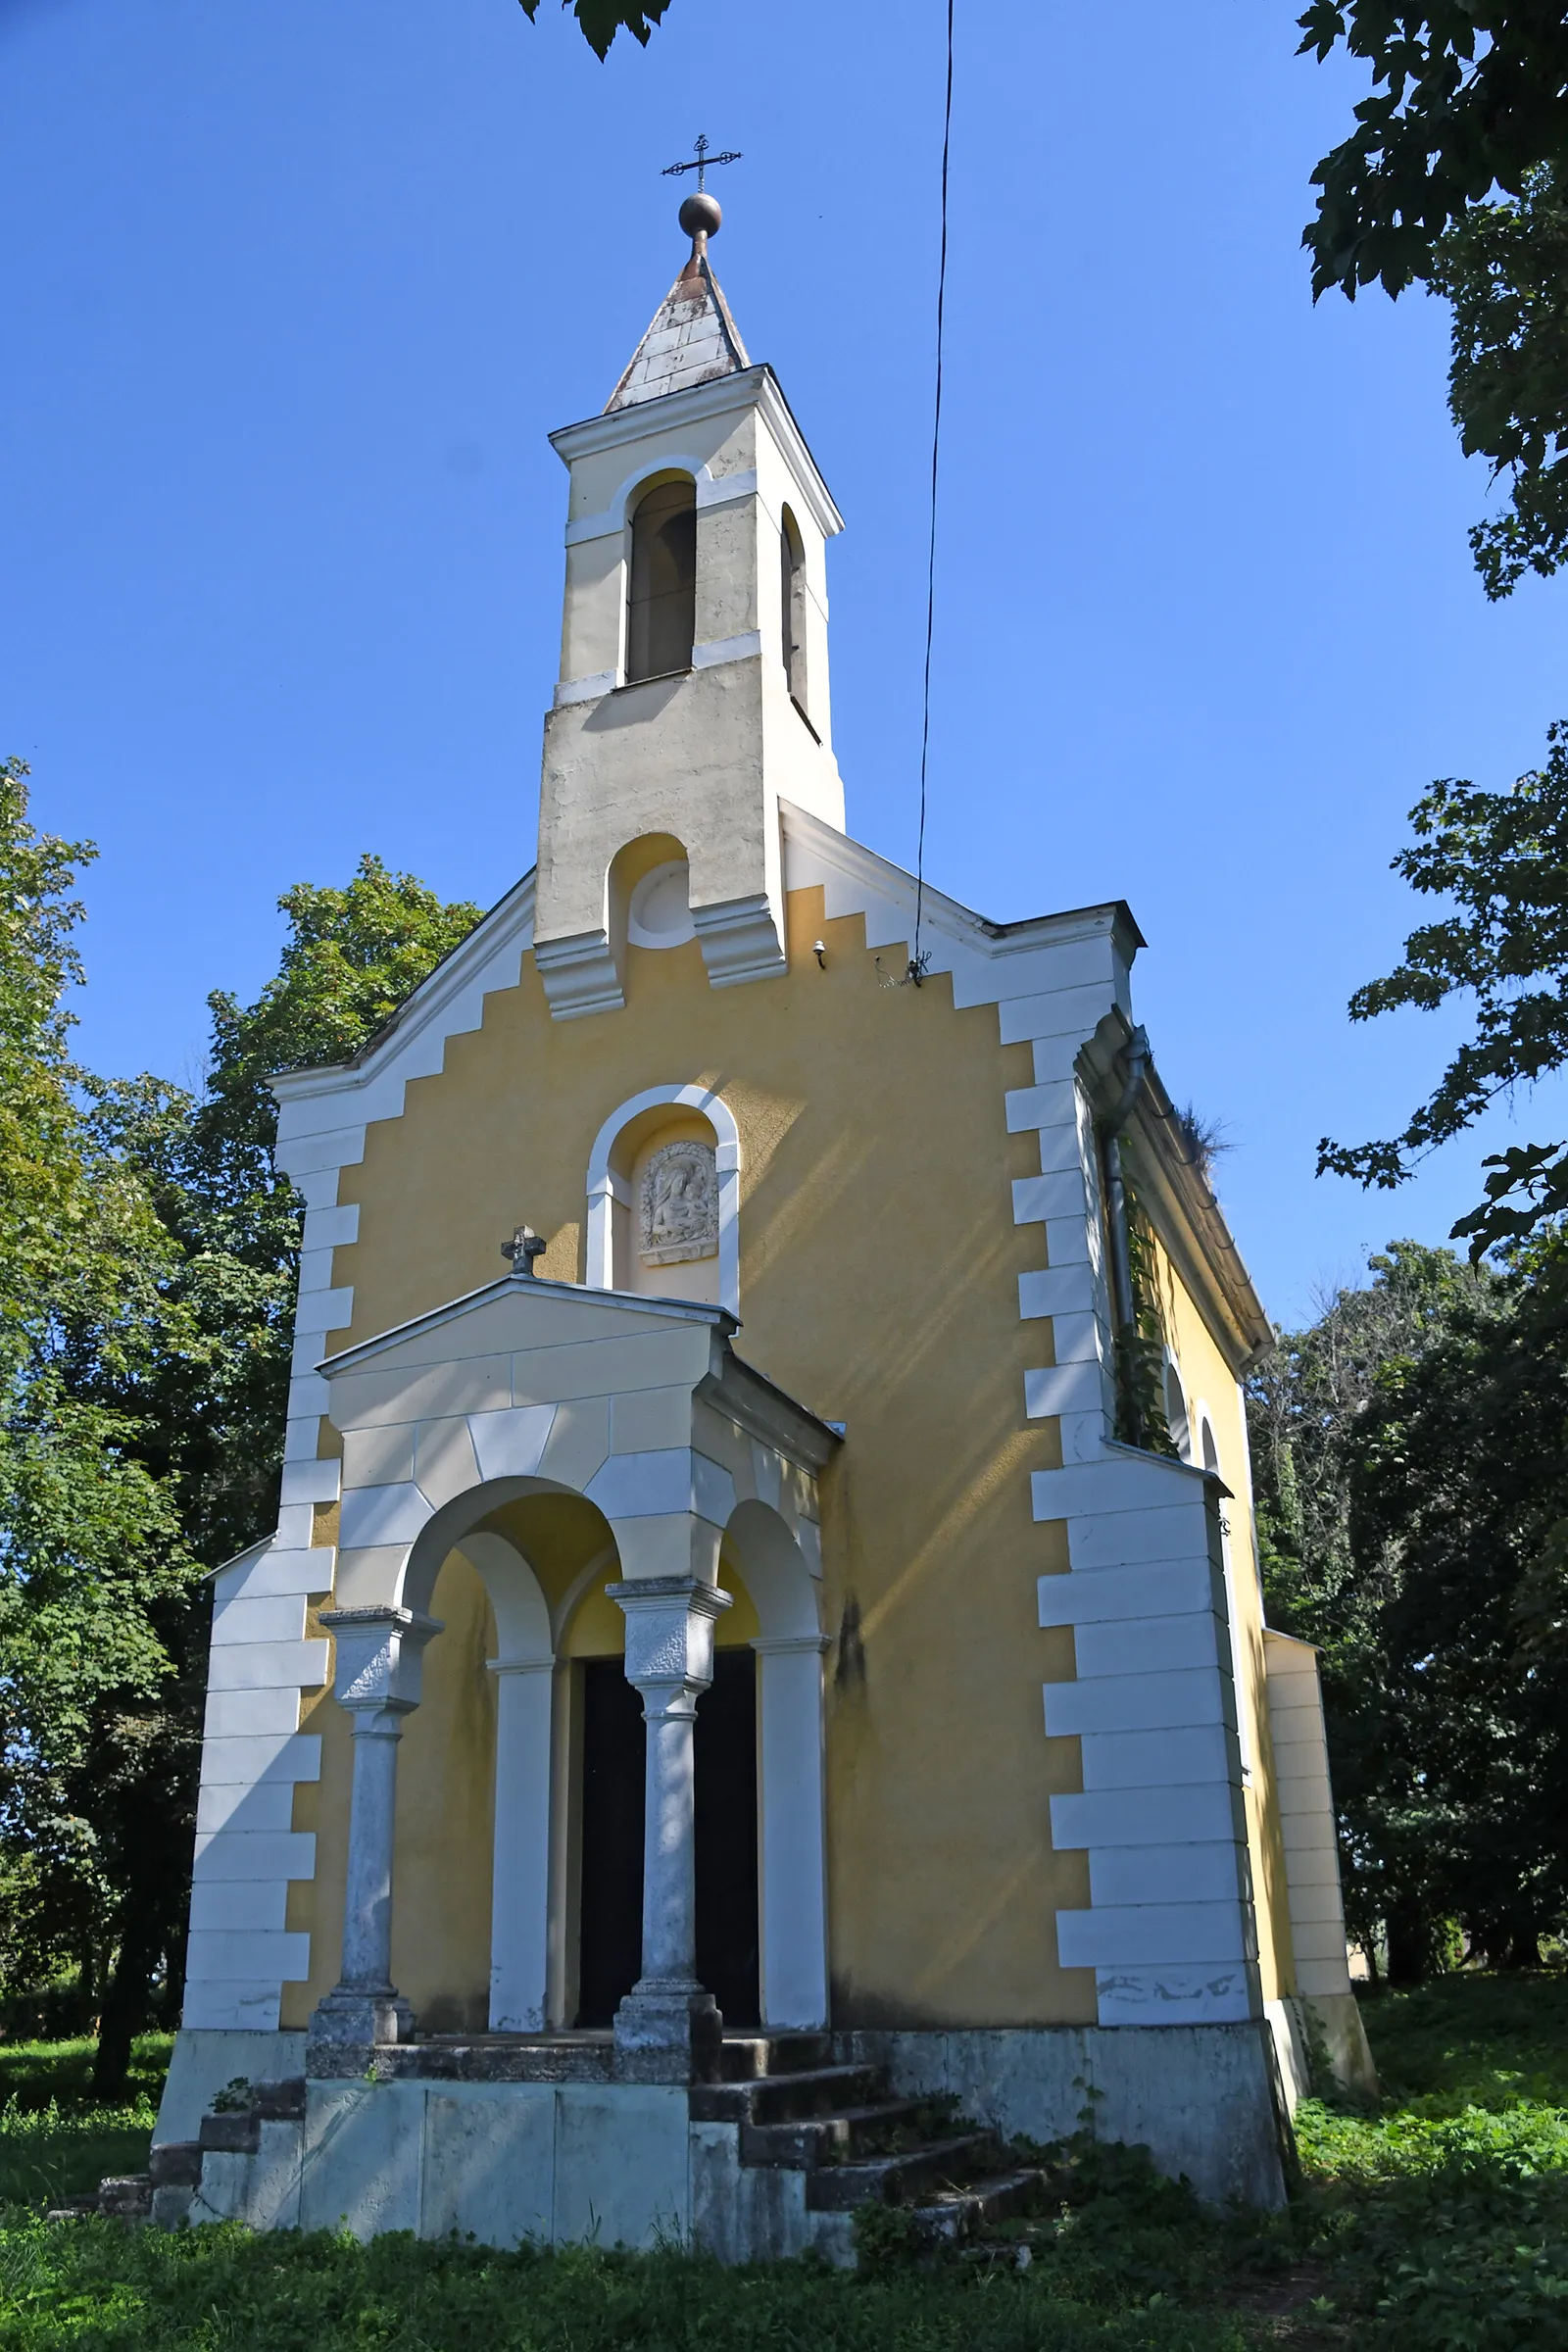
[779,505,808,709]
[1201,1414,1252,1773]
[1163,1358,1191,1459]
[626,478,696,683]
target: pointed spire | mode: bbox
[605,190,751,414]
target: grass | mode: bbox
[0,1980,1561,2347]
[0,2037,173,2214]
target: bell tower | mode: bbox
[533,189,846,1018]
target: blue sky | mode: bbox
[5,0,1565,1325]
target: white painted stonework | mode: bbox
[1264,1632,1357,2000]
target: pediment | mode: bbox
[317,1275,734,1384]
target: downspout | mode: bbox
[1098,1025,1151,1442]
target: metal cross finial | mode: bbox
[503,1225,547,1278]
[662,132,741,193]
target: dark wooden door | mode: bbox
[573,1648,761,2031]
[574,1658,645,2028]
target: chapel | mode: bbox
[152,189,1374,2256]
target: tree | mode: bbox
[1430,165,1568,597]
[1248,1239,1568,1979]
[1347,1240,1568,1969]
[1247,1243,1492,1977]
[0,788,482,2086]
[0,759,202,2062]
[1299,10,1568,594]
[1298,5,1568,301]
[73,858,482,2088]
[515,0,673,60]
[1318,718,1568,1259]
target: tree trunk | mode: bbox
[1385,1898,1430,1985]
[92,1886,163,2100]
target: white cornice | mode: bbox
[549,367,844,541]
[701,1351,844,1474]
[1077,1009,1272,1370]
[781,802,1144,969]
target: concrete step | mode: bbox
[148,2141,203,2189]
[743,2095,939,2171]
[910,2167,1046,2240]
[807,2132,1002,2212]
[717,2031,833,2081]
[94,2174,154,2220]
[692,2063,883,2127]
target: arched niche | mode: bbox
[585,1083,740,1314]
[608,830,696,965]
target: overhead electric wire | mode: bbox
[909,0,955,984]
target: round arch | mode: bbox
[400,1474,605,1622]
[585,1083,741,1314]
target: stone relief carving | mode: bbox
[639,1139,718,1266]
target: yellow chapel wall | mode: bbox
[283,881,1099,2034]
[1140,1228,1295,2004]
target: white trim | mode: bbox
[692,630,762,670]
[550,367,845,541]
[554,670,616,708]
[584,1084,741,1316]
[563,460,762,549]
[780,801,1140,1016]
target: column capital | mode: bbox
[607,1577,732,1691]
[321,1604,442,1715]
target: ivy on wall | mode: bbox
[1115,1196,1179,1459]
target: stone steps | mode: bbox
[719,2035,1046,2244]
[805,2130,1004,2213]
[92,2034,1044,2262]
[910,2166,1047,2239]
[716,2031,833,2080]
[692,2061,884,2127]
[742,2093,941,2170]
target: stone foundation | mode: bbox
[842,2022,1295,2208]
[156,2017,1307,2252]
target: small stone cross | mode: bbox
[662,132,742,192]
[503,1225,547,1278]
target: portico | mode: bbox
[303,1268,836,2081]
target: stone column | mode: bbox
[310,1605,440,2053]
[607,1575,732,2082]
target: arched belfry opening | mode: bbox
[780,503,808,710]
[626,475,696,683]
